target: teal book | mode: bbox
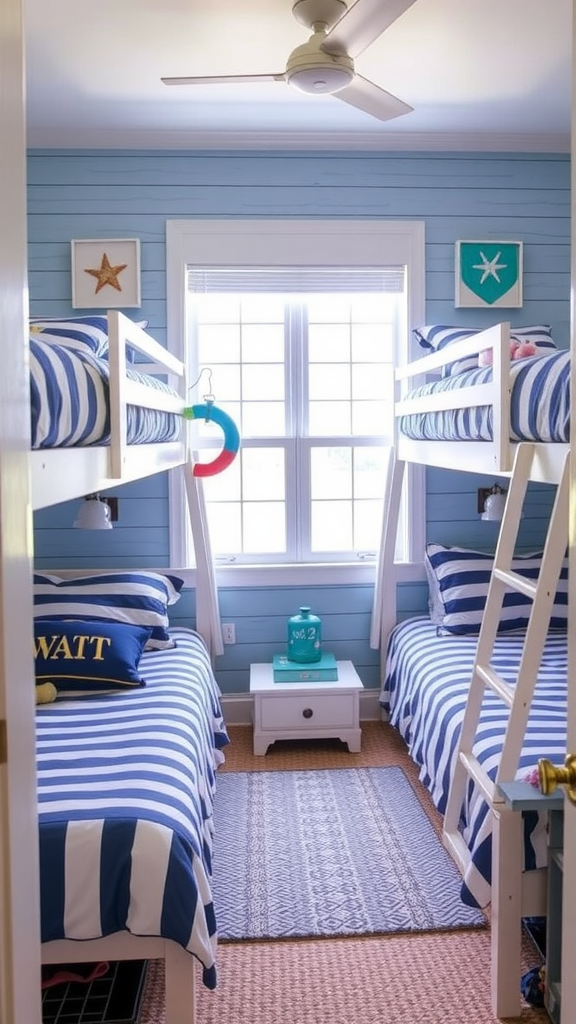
[272,652,338,683]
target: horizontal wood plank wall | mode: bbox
[28,150,570,694]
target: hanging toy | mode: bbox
[183,401,240,478]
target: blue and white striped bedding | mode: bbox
[36,627,229,988]
[399,349,570,443]
[30,337,180,448]
[381,617,567,909]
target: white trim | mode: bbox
[166,218,426,572]
[27,129,571,154]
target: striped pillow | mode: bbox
[30,340,108,449]
[425,543,567,635]
[414,325,557,378]
[30,316,150,362]
[30,316,110,357]
[33,571,184,650]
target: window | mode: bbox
[167,220,425,585]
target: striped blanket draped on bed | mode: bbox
[381,617,567,908]
[399,349,570,443]
[36,628,229,988]
[30,338,180,448]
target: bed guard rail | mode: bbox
[395,322,513,475]
[106,311,188,479]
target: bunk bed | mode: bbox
[30,312,188,510]
[374,320,570,1018]
[31,312,227,1024]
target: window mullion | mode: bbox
[284,303,299,562]
[292,301,311,563]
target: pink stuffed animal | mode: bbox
[512,341,537,359]
[478,340,537,367]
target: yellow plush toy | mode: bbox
[36,682,57,705]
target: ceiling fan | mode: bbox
[162,0,417,123]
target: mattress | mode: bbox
[381,617,567,908]
[399,349,570,443]
[36,627,229,988]
[30,337,181,448]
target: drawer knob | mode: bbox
[302,707,313,719]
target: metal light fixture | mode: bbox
[73,494,113,530]
[480,484,507,522]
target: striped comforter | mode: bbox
[30,337,180,448]
[399,349,570,442]
[36,628,229,988]
[381,618,567,908]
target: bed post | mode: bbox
[183,454,223,663]
[163,942,197,1024]
[370,448,406,667]
[491,805,523,1017]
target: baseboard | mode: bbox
[221,689,382,727]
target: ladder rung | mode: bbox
[493,567,538,601]
[475,664,514,706]
[458,751,496,803]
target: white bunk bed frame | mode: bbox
[378,320,569,1019]
[35,311,222,1024]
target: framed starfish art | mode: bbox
[455,240,523,308]
[71,238,141,308]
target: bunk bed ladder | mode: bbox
[444,442,569,863]
[442,441,569,1016]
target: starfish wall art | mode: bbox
[71,239,141,308]
[455,240,523,308]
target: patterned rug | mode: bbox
[211,766,485,941]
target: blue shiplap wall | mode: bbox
[28,150,570,694]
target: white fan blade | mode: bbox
[335,75,413,122]
[323,0,417,58]
[162,74,285,86]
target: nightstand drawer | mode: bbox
[250,661,363,755]
[260,692,357,730]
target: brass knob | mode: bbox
[538,754,576,801]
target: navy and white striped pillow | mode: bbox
[30,316,110,357]
[30,315,150,362]
[33,571,184,650]
[30,340,108,448]
[414,325,557,378]
[425,543,567,635]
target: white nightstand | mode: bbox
[250,660,363,755]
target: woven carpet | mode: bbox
[211,765,485,941]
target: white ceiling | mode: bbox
[25,0,572,152]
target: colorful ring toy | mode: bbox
[183,403,240,478]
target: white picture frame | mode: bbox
[455,240,523,309]
[71,238,141,309]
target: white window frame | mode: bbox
[166,219,426,588]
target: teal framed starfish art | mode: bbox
[455,240,523,308]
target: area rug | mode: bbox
[211,766,485,941]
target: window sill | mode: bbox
[172,561,426,589]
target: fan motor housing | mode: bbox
[285,37,354,94]
[292,0,348,32]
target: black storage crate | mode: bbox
[42,960,148,1024]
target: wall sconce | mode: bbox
[73,494,114,530]
[478,484,507,522]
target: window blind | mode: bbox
[188,266,405,294]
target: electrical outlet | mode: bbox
[222,623,236,645]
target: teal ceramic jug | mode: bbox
[287,606,322,663]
